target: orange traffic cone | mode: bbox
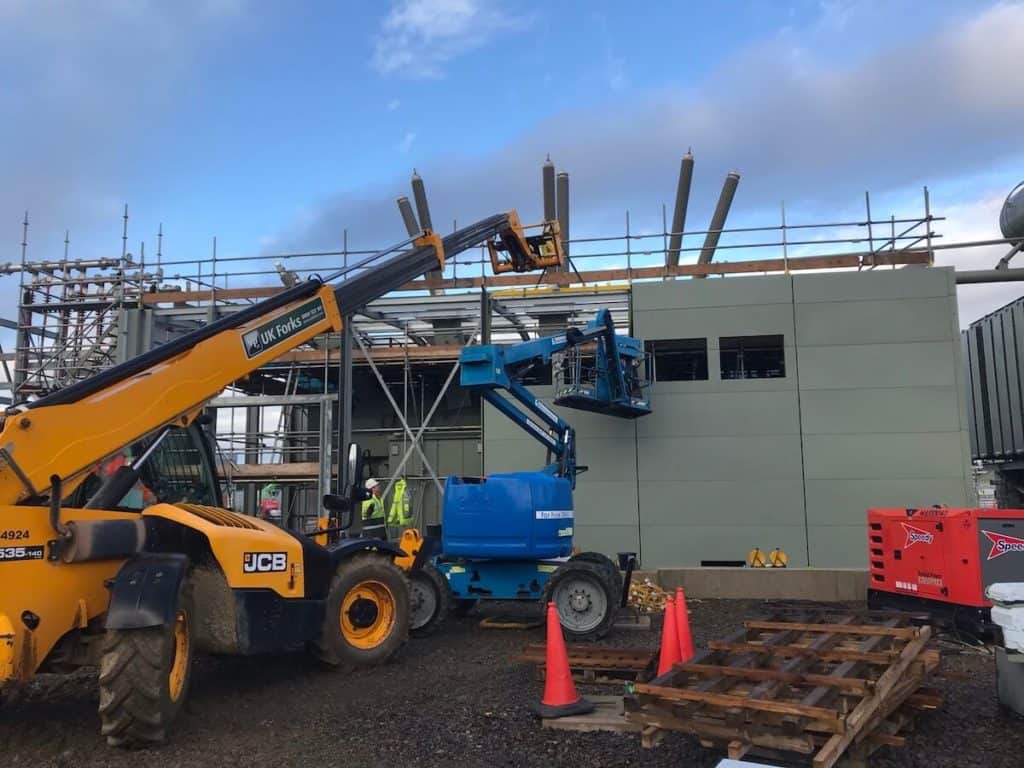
[657,596,681,677]
[675,587,694,662]
[534,602,595,718]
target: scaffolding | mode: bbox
[7,209,164,400]
[1,188,947,531]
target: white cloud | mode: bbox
[387,98,402,111]
[0,0,246,345]
[935,189,1024,327]
[816,0,859,30]
[0,1,246,245]
[371,0,528,78]
[284,3,1024,257]
[396,131,418,154]
[592,12,628,92]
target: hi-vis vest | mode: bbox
[361,495,385,522]
[388,479,412,526]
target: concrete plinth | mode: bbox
[639,567,869,602]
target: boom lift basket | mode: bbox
[553,344,652,419]
[487,212,564,274]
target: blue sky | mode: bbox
[2,0,1023,328]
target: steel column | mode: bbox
[318,396,334,518]
[340,320,353,493]
[244,405,260,515]
[370,320,483,504]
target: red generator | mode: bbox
[867,507,1024,632]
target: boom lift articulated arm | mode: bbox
[0,212,546,507]
[458,308,651,488]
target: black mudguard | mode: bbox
[328,538,406,567]
[291,535,409,600]
[411,535,439,572]
[105,553,190,630]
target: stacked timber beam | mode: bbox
[140,249,932,306]
[623,609,941,768]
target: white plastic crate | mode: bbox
[987,582,1024,653]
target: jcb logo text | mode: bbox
[243,552,288,573]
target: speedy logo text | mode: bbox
[982,530,1024,560]
[901,522,933,548]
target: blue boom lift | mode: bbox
[414,308,651,640]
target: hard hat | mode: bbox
[364,478,379,490]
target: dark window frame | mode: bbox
[645,337,709,382]
[719,334,786,380]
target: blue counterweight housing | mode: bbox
[441,473,574,560]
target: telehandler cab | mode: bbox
[0,211,554,746]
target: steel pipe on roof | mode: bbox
[397,196,420,236]
[411,171,433,231]
[556,171,570,273]
[410,171,441,292]
[696,171,740,277]
[956,269,1024,284]
[543,156,556,223]
[666,150,694,268]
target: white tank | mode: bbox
[1002,181,1024,240]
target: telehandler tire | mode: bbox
[315,552,410,669]
[98,576,195,748]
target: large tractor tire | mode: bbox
[315,552,410,668]
[546,560,618,641]
[408,562,452,638]
[98,577,195,747]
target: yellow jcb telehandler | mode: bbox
[0,211,557,746]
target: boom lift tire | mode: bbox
[408,562,452,637]
[315,552,409,669]
[569,551,623,602]
[546,560,618,641]
[98,576,195,748]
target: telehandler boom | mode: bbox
[0,211,547,747]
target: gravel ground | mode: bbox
[2,599,1021,768]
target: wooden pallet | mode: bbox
[541,695,642,734]
[512,643,658,685]
[623,609,942,768]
